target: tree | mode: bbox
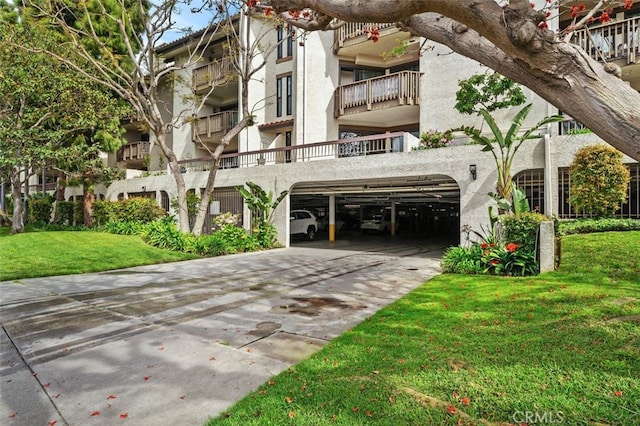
[0,19,127,233]
[268,0,640,162]
[569,144,631,217]
[455,71,526,116]
[19,0,295,235]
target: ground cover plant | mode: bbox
[0,226,199,281]
[209,231,640,425]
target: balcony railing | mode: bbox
[178,132,408,172]
[334,22,398,51]
[117,141,150,162]
[334,71,421,117]
[192,111,238,142]
[572,16,640,62]
[193,56,235,91]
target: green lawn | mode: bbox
[208,231,640,426]
[0,227,199,281]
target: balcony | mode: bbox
[117,141,150,162]
[333,22,417,66]
[192,111,238,144]
[571,16,640,89]
[192,56,236,92]
[334,71,421,119]
[178,132,414,172]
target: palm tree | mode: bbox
[460,103,562,208]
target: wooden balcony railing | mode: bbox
[572,16,640,62]
[178,132,407,172]
[334,22,398,51]
[334,71,421,117]
[117,141,150,162]
[192,111,238,141]
[193,56,236,91]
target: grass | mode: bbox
[208,231,640,426]
[0,227,199,281]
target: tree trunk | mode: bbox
[52,171,66,224]
[83,182,94,228]
[10,169,24,234]
[192,117,251,236]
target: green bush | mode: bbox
[93,198,165,226]
[73,201,84,225]
[441,245,484,274]
[141,216,186,251]
[501,212,547,253]
[28,197,53,224]
[101,221,145,235]
[569,144,630,217]
[558,218,640,235]
[213,225,260,253]
[54,201,75,225]
[481,242,538,276]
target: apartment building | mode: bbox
[59,4,640,246]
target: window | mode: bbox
[276,78,282,117]
[286,75,292,115]
[277,26,293,59]
[276,74,292,118]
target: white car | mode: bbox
[361,214,396,233]
[290,209,318,240]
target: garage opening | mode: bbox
[289,175,460,249]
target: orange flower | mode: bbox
[506,243,518,252]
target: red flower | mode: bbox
[599,11,611,23]
[623,0,633,9]
[506,243,518,252]
[490,259,500,265]
[248,0,258,6]
[481,243,488,249]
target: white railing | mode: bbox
[334,71,421,117]
[572,16,640,62]
[334,22,398,50]
[178,132,407,172]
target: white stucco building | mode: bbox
[29,5,640,246]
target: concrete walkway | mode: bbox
[1,240,444,425]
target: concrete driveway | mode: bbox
[1,240,444,425]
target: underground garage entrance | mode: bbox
[288,175,461,248]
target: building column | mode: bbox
[329,194,336,242]
[543,134,558,218]
[391,201,397,236]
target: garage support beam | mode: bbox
[391,201,397,236]
[329,194,336,242]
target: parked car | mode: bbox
[360,214,398,233]
[290,209,318,240]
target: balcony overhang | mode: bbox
[258,119,294,131]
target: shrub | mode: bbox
[101,221,145,235]
[93,198,165,226]
[415,129,453,149]
[28,197,53,224]
[569,144,630,217]
[558,218,640,235]
[141,216,186,251]
[481,242,538,276]
[441,245,484,274]
[211,212,240,232]
[54,201,76,225]
[501,212,547,253]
